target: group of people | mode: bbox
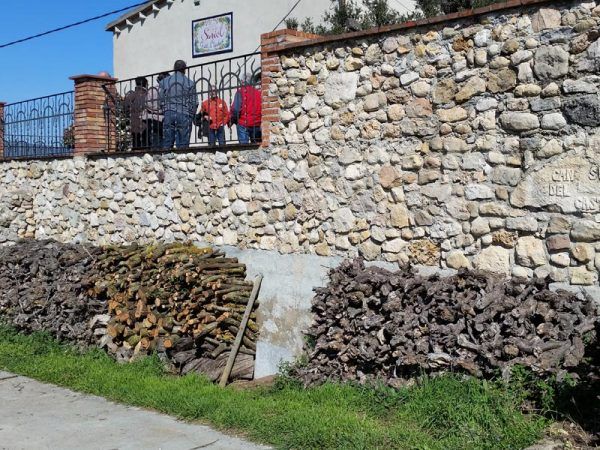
[122,59,262,150]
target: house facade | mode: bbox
[106,0,415,81]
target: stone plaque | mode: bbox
[511,153,600,213]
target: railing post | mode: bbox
[0,102,5,159]
[70,74,117,155]
[260,30,320,148]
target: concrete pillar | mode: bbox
[70,74,117,155]
[260,29,319,148]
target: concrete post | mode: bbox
[260,29,319,148]
[70,74,117,155]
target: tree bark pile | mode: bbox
[295,259,599,386]
[0,239,259,382]
[89,242,259,381]
[0,239,106,346]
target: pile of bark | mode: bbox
[0,240,107,346]
[89,243,259,381]
[0,240,259,383]
[296,259,599,386]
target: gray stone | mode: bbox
[530,97,561,112]
[563,95,600,126]
[562,79,597,94]
[471,217,491,236]
[534,46,569,80]
[332,207,356,233]
[572,220,600,242]
[506,217,538,232]
[541,113,567,130]
[382,37,399,53]
[400,71,419,86]
[465,184,494,200]
[500,112,540,132]
[491,167,522,186]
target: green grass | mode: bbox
[0,325,546,450]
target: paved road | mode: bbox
[0,371,269,450]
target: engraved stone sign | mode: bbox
[511,153,600,213]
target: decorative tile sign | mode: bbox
[192,12,233,58]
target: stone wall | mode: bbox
[261,0,600,288]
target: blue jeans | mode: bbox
[208,127,226,146]
[237,125,262,144]
[162,111,192,149]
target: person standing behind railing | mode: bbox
[145,72,169,148]
[200,86,230,147]
[230,73,262,144]
[123,77,149,150]
[159,60,198,149]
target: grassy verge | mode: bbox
[0,325,546,449]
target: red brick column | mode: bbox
[0,102,5,159]
[70,74,117,155]
[260,29,320,147]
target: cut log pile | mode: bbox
[295,259,599,386]
[89,243,259,381]
[0,240,106,346]
[0,240,260,382]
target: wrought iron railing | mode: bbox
[2,91,75,159]
[103,52,262,153]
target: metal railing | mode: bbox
[2,91,75,159]
[103,52,263,153]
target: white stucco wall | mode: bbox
[111,0,415,81]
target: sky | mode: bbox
[0,1,141,104]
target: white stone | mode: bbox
[324,73,359,107]
[473,246,511,276]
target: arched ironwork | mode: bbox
[3,91,74,159]
[103,52,262,153]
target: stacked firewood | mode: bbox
[0,240,260,382]
[296,259,599,386]
[88,243,259,380]
[0,239,106,346]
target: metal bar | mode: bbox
[102,52,262,154]
[3,91,75,159]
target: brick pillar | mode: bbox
[260,29,320,147]
[70,74,117,155]
[0,102,5,159]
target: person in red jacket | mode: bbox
[200,86,230,146]
[230,73,262,144]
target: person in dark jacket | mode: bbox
[230,73,262,144]
[159,60,198,149]
[123,77,149,150]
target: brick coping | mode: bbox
[269,0,568,54]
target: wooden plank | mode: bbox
[219,274,263,388]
